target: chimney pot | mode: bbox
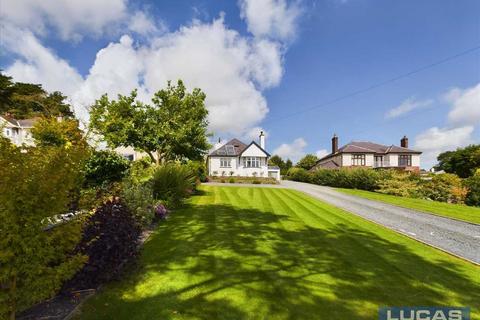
[401,135,408,148]
[259,131,265,149]
[332,134,338,154]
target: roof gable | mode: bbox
[240,141,270,157]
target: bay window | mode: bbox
[398,155,412,167]
[243,157,261,168]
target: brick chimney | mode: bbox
[259,131,265,149]
[401,135,408,148]
[332,134,338,154]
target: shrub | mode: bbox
[378,171,421,197]
[221,179,226,183]
[84,150,130,187]
[186,160,208,183]
[128,157,155,184]
[0,139,87,318]
[121,178,155,226]
[252,180,261,184]
[421,173,467,204]
[63,199,141,291]
[309,168,389,191]
[286,167,311,182]
[151,164,196,207]
[229,178,235,183]
[465,170,480,206]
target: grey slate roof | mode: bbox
[318,141,421,163]
[209,139,270,157]
[209,139,248,156]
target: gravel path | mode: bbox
[281,180,480,264]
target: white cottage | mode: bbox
[207,132,281,180]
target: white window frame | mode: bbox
[4,128,11,137]
[220,158,232,168]
[351,154,366,166]
[243,157,261,168]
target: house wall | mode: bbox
[208,156,269,177]
[1,119,34,146]
[341,153,374,167]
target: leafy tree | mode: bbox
[296,154,318,170]
[465,169,480,207]
[84,150,130,187]
[0,72,74,119]
[31,117,87,148]
[285,159,293,171]
[90,80,210,164]
[436,145,480,178]
[0,138,88,319]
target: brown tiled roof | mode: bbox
[209,138,248,156]
[318,140,421,162]
[314,159,340,169]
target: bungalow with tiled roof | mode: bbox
[312,134,422,172]
[207,132,281,180]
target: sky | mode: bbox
[1,0,479,168]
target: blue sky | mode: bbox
[1,0,479,168]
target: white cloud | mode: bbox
[239,0,302,41]
[0,0,128,41]
[316,149,329,159]
[3,24,83,96]
[414,126,474,169]
[446,83,480,126]
[273,137,307,162]
[128,11,166,36]
[3,16,289,137]
[385,97,433,119]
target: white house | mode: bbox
[207,132,281,180]
[0,115,38,146]
[313,134,422,172]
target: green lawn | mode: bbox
[75,186,480,320]
[337,188,480,225]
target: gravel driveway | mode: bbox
[281,180,480,264]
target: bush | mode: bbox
[151,164,196,207]
[421,173,467,204]
[252,180,261,184]
[63,199,141,291]
[128,157,155,184]
[308,168,389,191]
[465,170,480,206]
[186,160,208,183]
[0,139,87,318]
[378,171,422,197]
[286,167,311,182]
[121,178,155,226]
[84,150,130,187]
[229,178,235,183]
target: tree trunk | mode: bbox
[146,151,156,164]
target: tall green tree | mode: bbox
[0,72,74,119]
[296,154,318,170]
[436,145,480,178]
[90,80,210,164]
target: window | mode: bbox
[398,155,412,167]
[4,128,11,137]
[220,158,231,168]
[351,154,366,166]
[243,157,261,168]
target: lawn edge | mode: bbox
[336,188,480,227]
[291,188,480,267]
